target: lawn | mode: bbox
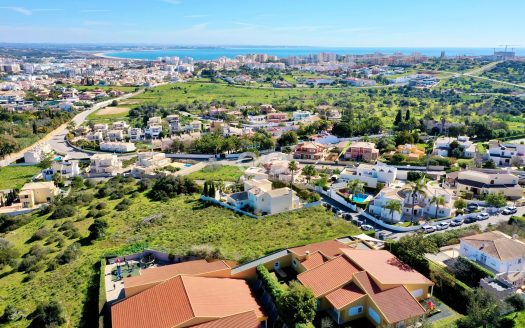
[0,165,41,190]
[503,310,525,327]
[186,164,245,181]
[0,178,360,327]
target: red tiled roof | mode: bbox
[289,240,351,259]
[342,249,433,286]
[300,251,329,271]
[124,260,231,289]
[297,256,361,297]
[190,311,260,328]
[325,282,366,310]
[353,271,426,324]
[112,276,264,328]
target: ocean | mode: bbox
[102,46,525,61]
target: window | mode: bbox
[348,306,363,316]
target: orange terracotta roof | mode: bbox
[289,240,351,259]
[112,276,264,328]
[297,256,361,297]
[342,249,433,286]
[353,271,426,324]
[300,251,329,271]
[189,311,260,328]
[325,282,366,309]
[124,260,231,289]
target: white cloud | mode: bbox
[80,9,111,13]
[162,0,182,4]
[0,6,33,15]
[84,20,111,26]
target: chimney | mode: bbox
[305,251,310,259]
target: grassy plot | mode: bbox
[186,164,245,181]
[0,165,40,190]
[0,178,359,327]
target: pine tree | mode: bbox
[405,109,411,121]
[394,109,402,126]
[32,121,38,135]
[203,181,209,197]
[209,183,216,198]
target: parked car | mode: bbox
[450,218,464,227]
[336,210,344,217]
[436,222,450,230]
[502,206,518,215]
[464,216,477,224]
[467,203,479,211]
[476,212,490,221]
[351,218,363,227]
[361,224,374,231]
[421,225,436,233]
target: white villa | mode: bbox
[339,163,397,189]
[24,142,53,164]
[227,178,301,215]
[43,158,80,180]
[453,170,523,199]
[368,182,454,223]
[100,141,136,153]
[433,136,476,158]
[90,154,122,175]
[487,140,525,167]
[128,128,144,142]
[131,152,172,178]
[293,110,315,121]
[460,231,525,274]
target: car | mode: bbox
[351,218,363,227]
[464,216,477,224]
[502,206,518,215]
[336,210,344,216]
[361,224,374,231]
[476,212,490,221]
[421,225,436,233]
[467,203,479,211]
[450,218,464,227]
[436,222,450,230]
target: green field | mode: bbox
[0,166,40,190]
[503,310,525,327]
[0,178,359,327]
[68,85,137,93]
[186,164,245,181]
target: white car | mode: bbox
[361,224,374,231]
[421,225,436,234]
[436,222,450,230]
[476,212,490,221]
[503,206,518,215]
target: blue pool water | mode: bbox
[54,156,62,161]
[183,163,192,168]
[352,194,369,203]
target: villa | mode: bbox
[396,144,425,161]
[112,121,130,130]
[99,141,136,153]
[23,142,53,164]
[106,129,125,141]
[227,178,301,215]
[19,181,59,208]
[128,128,144,142]
[460,231,525,274]
[487,140,525,167]
[266,112,288,123]
[344,142,379,163]
[368,182,454,222]
[339,163,397,189]
[131,152,172,178]
[450,170,523,199]
[43,158,80,180]
[293,141,328,160]
[433,136,476,158]
[89,153,122,176]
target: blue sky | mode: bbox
[1,0,524,47]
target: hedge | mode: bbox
[98,258,107,328]
[452,256,495,287]
[256,265,286,300]
[430,263,473,314]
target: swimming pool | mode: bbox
[183,163,192,168]
[352,194,370,203]
[54,156,62,161]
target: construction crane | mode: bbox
[497,44,520,60]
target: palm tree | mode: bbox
[407,178,427,224]
[384,200,402,223]
[302,165,317,184]
[288,160,299,186]
[429,195,446,220]
[347,180,365,196]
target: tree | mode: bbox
[347,179,365,196]
[32,121,38,135]
[277,281,316,326]
[38,154,53,170]
[457,288,500,328]
[394,109,403,126]
[302,165,317,184]
[505,293,525,311]
[407,179,427,224]
[277,131,298,147]
[482,159,496,169]
[0,135,18,158]
[510,156,522,169]
[88,218,108,241]
[288,161,299,186]
[429,195,446,219]
[384,200,402,223]
[31,300,66,328]
[0,238,19,269]
[405,109,411,121]
[485,192,507,208]
[454,198,467,212]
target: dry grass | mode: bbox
[95,106,130,116]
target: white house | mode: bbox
[145,124,163,139]
[128,128,144,142]
[293,110,314,121]
[433,136,475,158]
[90,153,122,175]
[460,231,525,274]
[100,141,136,153]
[131,152,172,178]
[24,142,53,164]
[339,163,397,189]
[43,158,80,180]
[227,178,301,215]
[107,129,125,141]
[93,123,109,132]
[454,170,523,199]
[112,121,130,130]
[488,140,525,167]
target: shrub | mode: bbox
[88,218,109,241]
[55,243,81,264]
[1,304,24,323]
[50,204,76,219]
[256,265,286,299]
[0,214,32,233]
[485,192,507,208]
[95,202,107,210]
[187,244,223,260]
[449,257,495,287]
[277,281,316,326]
[407,171,427,182]
[505,294,525,311]
[32,228,51,241]
[148,176,200,201]
[0,238,19,269]
[59,221,81,239]
[31,301,66,328]
[115,198,132,211]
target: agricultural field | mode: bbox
[0,177,359,327]
[0,165,40,190]
[67,85,137,93]
[186,164,245,182]
[86,106,132,124]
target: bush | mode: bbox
[0,238,20,269]
[277,281,316,326]
[506,294,525,311]
[95,202,107,210]
[1,304,24,323]
[50,204,76,219]
[186,244,223,260]
[115,198,132,211]
[31,301,66,328]
[32,228,51,241]
[257,265,286,300]
[485,192,507,208]
[55,243,81,264]
[407,171,427,182]
[450,257,495,287]
[148,176,200,201]
[0,214,32,233]
[88,218,109,241]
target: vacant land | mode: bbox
[68,85,136,93]
[0,165,40,190]
[186,164,244,181]
[95,106,130,116]
[482,61,525,85]
[0,178,359,327]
